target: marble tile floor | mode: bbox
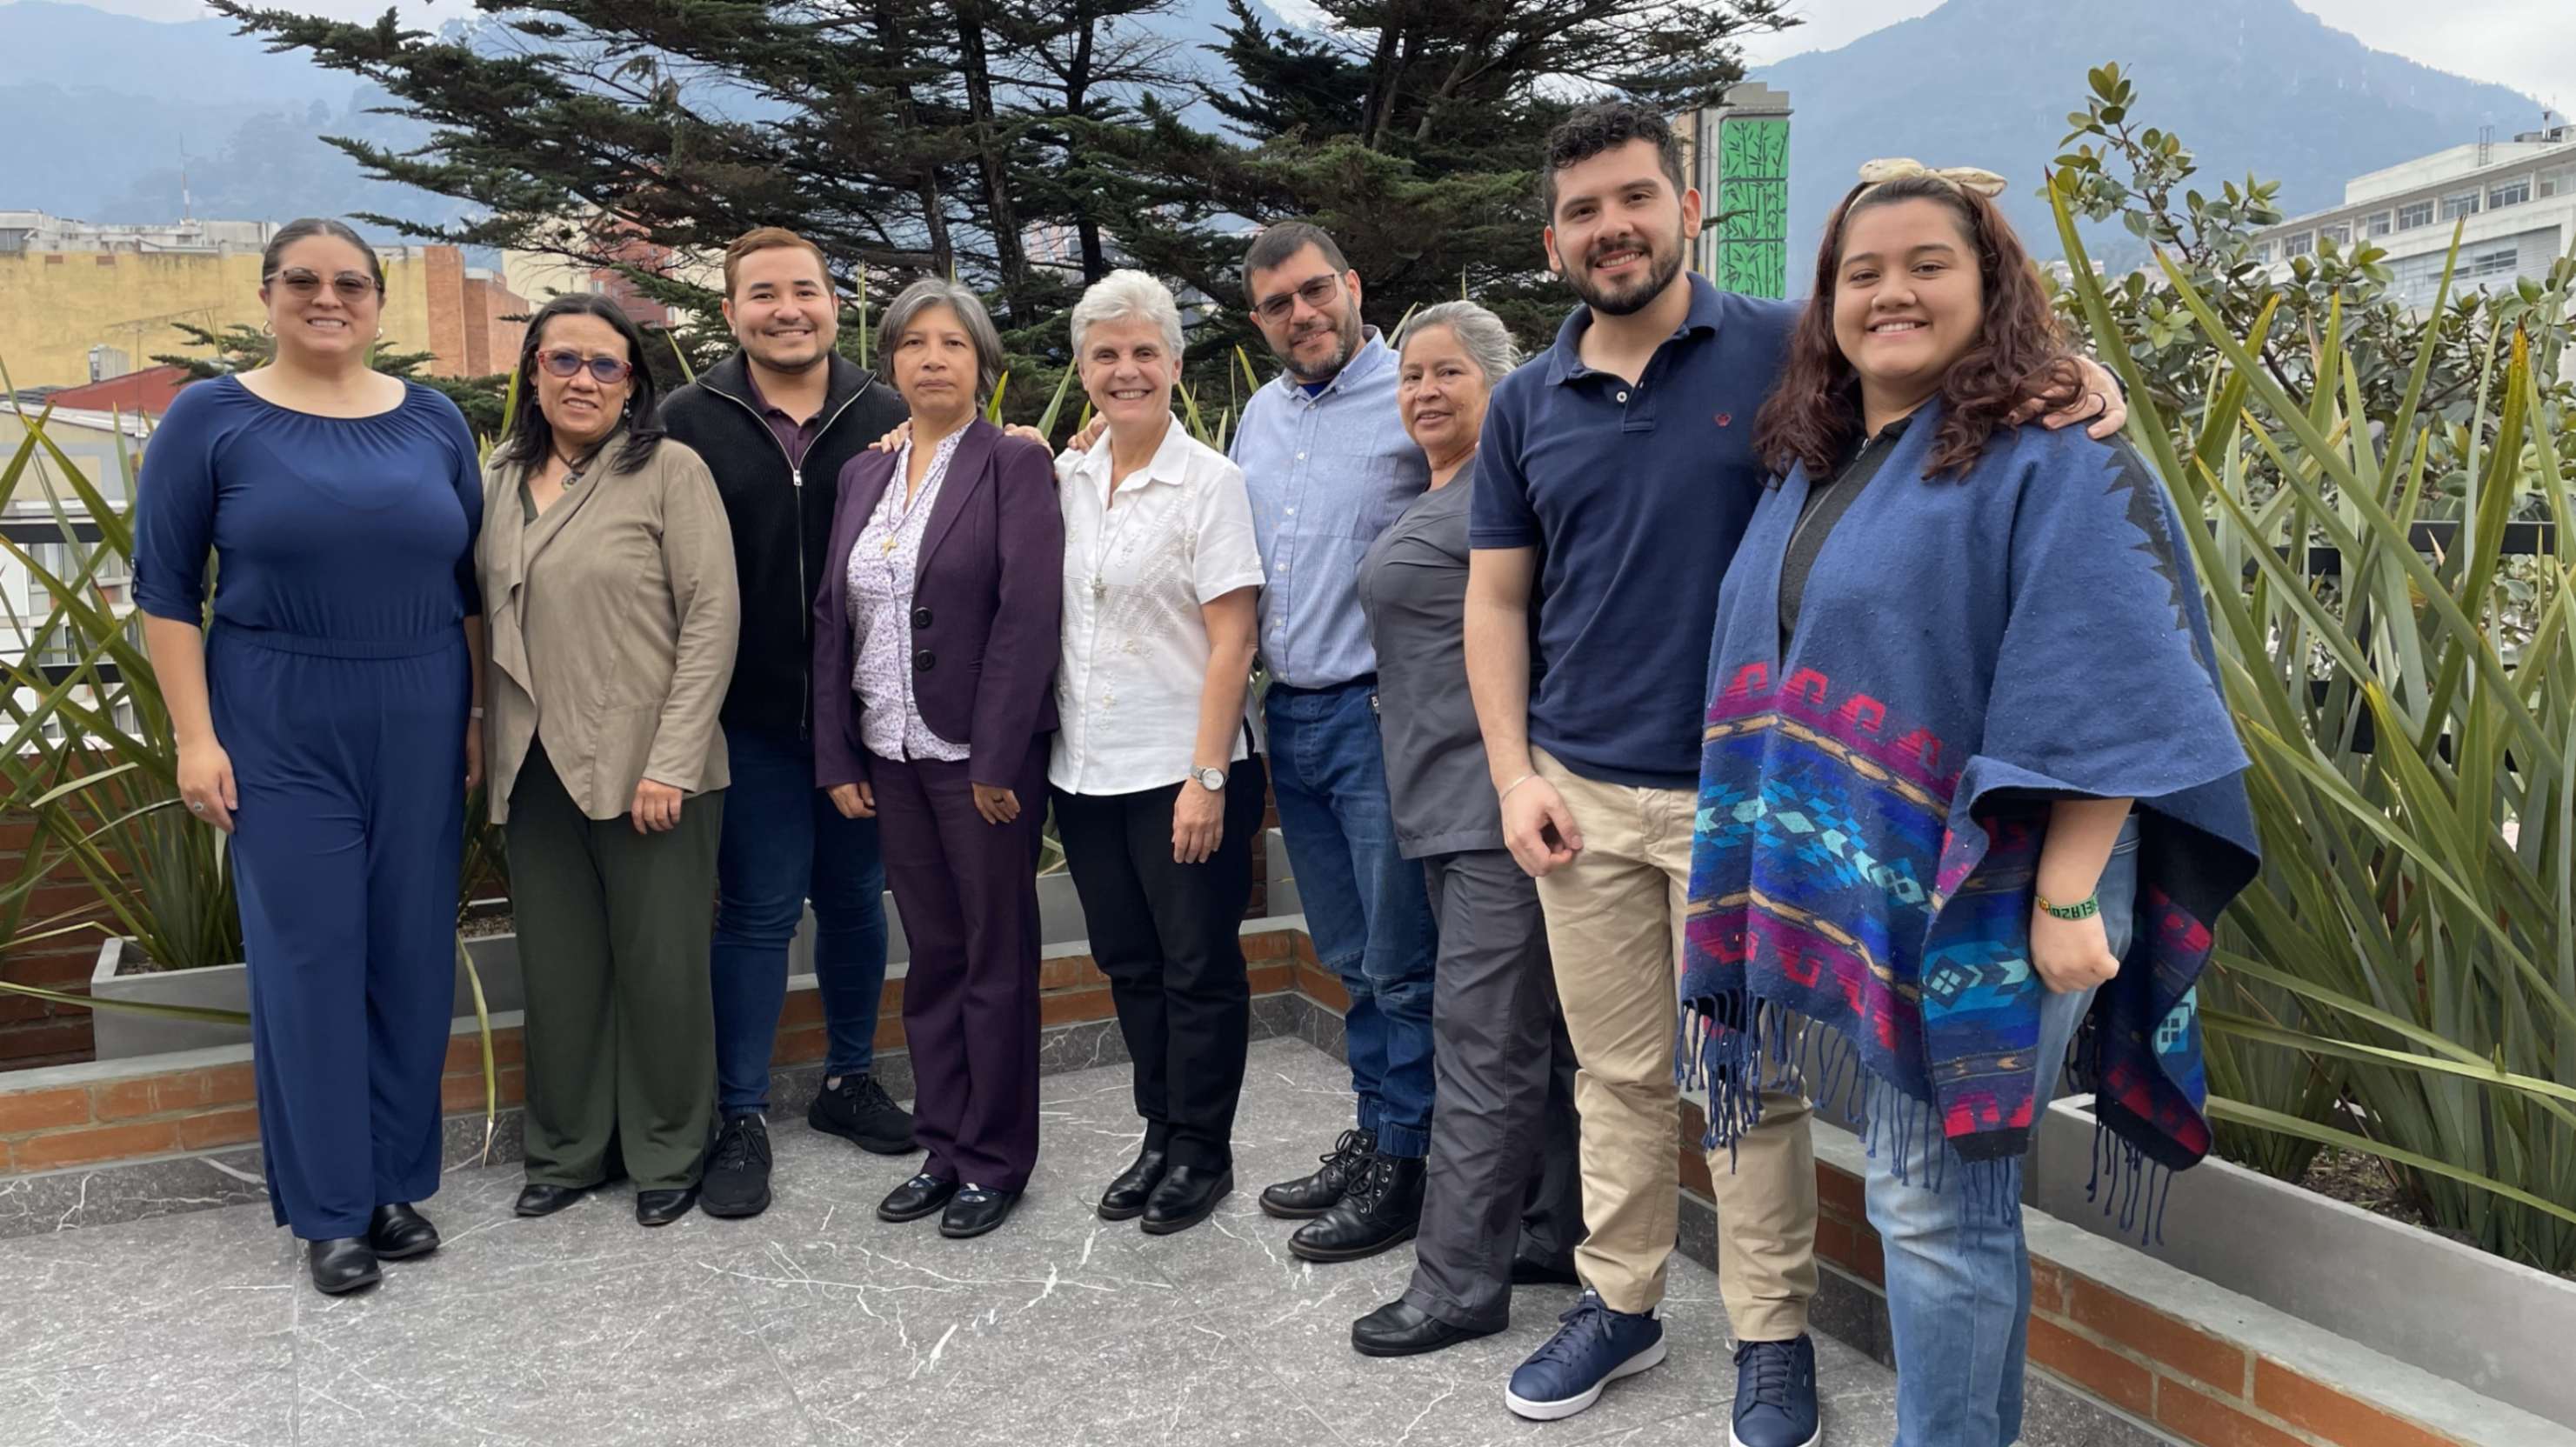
[0,1037,1898,1447]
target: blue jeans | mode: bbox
[1867,823,2141,1447]
[1265,680,1439,1157]
[710,724,891,1116]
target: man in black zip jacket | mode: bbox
[659,228,914,1217]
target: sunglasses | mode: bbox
[267,268,378,303]
[537,350,635,384]
[1251,273,1343,324]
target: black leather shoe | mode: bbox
[307,1237,381,1296]
[1510,1256,1582,1287]
[366,1203,439,1261]
[1098,1149,1168,1222]
[878,1172,958,1223]
[636,1186,699,1227]
[1351,1297,1498,1357]
[939,1184,1020,1239]
[1259,1127,1376,1219]
[1140,1166,1231,1236]
[700,1113,773,1219]
[514,1183,590,1218]
[809,1074,918,1155]
[1289,1151,1425,1264]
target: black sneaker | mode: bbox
[700,1113,773,1218]
[808,1074,918,1155]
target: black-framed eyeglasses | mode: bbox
[267,268,377,303]
[1251,273,1343,324]
[537,350,635,384]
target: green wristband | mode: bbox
[2036,890,2099,921]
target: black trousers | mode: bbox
[1052,756,1267,1171]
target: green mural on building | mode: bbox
[1713,115,1790,299]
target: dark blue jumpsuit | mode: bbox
[134,377,482,1242]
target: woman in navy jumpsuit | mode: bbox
[135,219,485,1297]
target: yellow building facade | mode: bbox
[0,245,527,390]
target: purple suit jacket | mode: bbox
[811,417,1064,790]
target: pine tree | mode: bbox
[1105,0,1792,370]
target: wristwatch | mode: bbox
[1191,765,1228,791]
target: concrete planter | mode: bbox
[85,827,1298,1061]
[89,934,526,1063]
[2034,1093,2576,1426]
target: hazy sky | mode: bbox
[59,0,2576,116]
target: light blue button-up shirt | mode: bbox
[1228,330,1429,689]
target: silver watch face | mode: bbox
[1196,767,1227,790]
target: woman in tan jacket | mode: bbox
[478,295,740,1228]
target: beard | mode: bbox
[1561,233,1686,317]
[1274,304,1364,384]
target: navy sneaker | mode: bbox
[1503,1289,1668,1422]
[1730,1335,1821,1447]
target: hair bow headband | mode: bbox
[1854,157,2009,198]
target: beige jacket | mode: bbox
[479,431,740,824]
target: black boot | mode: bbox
[1258,1128,1375,1220]
[1351,1297,1497,1357]
[1098,1149,1168,1222]
[366,1203,439,1261]
[307,1237,381,1296]
[1288,1152,1425,1264]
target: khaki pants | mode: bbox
[1532,749,1818,1340]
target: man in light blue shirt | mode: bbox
[1229,223,1439,1264]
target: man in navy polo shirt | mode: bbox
[1465,103,2124,1437]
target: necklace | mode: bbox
[1086,469,1151,599]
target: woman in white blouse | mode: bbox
[1051,270,1265,1237]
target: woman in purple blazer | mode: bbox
[812,278,1065,1238]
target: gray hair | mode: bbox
[878,277,1007,403]
[1395,301,1519,387]
[1070,270,1185,363]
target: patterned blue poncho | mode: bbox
[1679,404,2259,1219]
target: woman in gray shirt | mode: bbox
[1350,302,1585,1357]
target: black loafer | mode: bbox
[308,1237,381,1296]
[878,1172,958,1224]
[1509,1256,1582,1287]
[1098,1149,1169,1222]
[938,1184,1020,1239]
[514,1183,591,1218]
[636,1186,699,1227]
[1140,1166,1231,1236]
[366,1203,439,1261]
[1351,1297,1498,1357]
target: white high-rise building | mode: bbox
[2254,121,2576,311]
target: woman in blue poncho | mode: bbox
[1679,162,2259,1446]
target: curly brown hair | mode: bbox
[1753,174,2081,482]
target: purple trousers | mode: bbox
[869,737,1048,1192]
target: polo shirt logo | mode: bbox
[1716,412,1733,427]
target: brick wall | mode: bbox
[3,927,1318,1175]
[1677,1101,2479,1447]
[423,246,468,379]
[0,814,110,1068]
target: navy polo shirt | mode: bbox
[1471,273,1798,788]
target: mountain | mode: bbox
[1750,0,2547,289]
[0,0,1283,232]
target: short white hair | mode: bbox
[1070,269,1185,363]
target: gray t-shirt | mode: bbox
[1357,477,1505,859]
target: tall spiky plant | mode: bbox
[2051,177,2576,1271]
